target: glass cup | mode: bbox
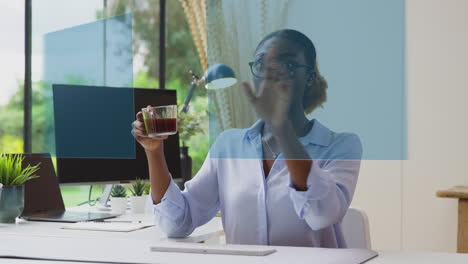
[141,105,178,137]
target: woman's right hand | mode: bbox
[132,111,168,152]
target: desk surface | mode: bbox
[0,233,467,264]
[0,213,223,244]
[0,209,467,264]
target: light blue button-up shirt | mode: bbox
[153,119,362,248]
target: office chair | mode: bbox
[342,207,372,249]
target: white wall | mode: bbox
[287,0,407,251]
[351,161,403,250]
[355,0,468,252]
[287,0,468,252]
[402,0,468,252]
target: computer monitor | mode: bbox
[52,84,181,184]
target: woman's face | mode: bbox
[252,37,311,112]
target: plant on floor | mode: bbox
[0,154,40,186]
[110,185,127,198]
[129,179,146,196]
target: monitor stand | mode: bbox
[96,184,113,211]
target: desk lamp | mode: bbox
[181,63,237,113]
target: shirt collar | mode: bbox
[243,119,264,141]
[243,119,332,147]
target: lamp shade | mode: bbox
[204,63,237,89]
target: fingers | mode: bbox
[276,78,294,94]
[132,119,149,141]
[132,124,169,140]
[140,134,168,141]
[136,111,143,122]
[242,82,257,103]
[132,120,145,133]
[132,126,168,141]
[132,126,146,137]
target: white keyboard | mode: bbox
[62,221,154,232]
[150,243,277,256]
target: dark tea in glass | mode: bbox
[142,105,178,137]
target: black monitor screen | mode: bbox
[53,85,181,184]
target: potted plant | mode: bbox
[144,183,152,213]
[0,183,3,212]
[0,154,40,223]
[129,179,147,214]
[144,183,151,196]
[110,184,127,215]
[177,106,205,182]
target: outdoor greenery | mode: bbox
[61,185,104,207]
[101,0,203,85]
[110,0,210,174]
[0,1,210,205]
[0,154,40,186]
[0,80,51,154]
[178,103,206,145]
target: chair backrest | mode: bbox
[342,208,371,249]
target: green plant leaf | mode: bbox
[111,185,127,198]
[0,154,40,186]
[129,178,146,196]
[144,183,151,195]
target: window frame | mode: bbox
[23,0,167,152]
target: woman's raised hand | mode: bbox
[132,111,168,152]
[242,71,293,128]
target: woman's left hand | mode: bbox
[242,74,293,128]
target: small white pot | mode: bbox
[110,197,128,214]
[130,195,147,214]
[144,195,153,214]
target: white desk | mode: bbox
[369,251,468,264]
[0,233,467,264]
[0,208,467,264]
[0,213,223,244]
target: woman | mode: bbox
[131,29,362,248]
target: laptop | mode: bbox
[19,153,119,223]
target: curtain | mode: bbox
[206,0,291,130]
[183,0,292,131]
[179,0,208,72]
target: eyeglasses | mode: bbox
[248,60,314,79]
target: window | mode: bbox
[32,0,107,206]
[24,0,209,206]
[0,2,25,153]
[166,0,208,175]
[108,0,209,175]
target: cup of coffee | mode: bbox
[141,105,178,137]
